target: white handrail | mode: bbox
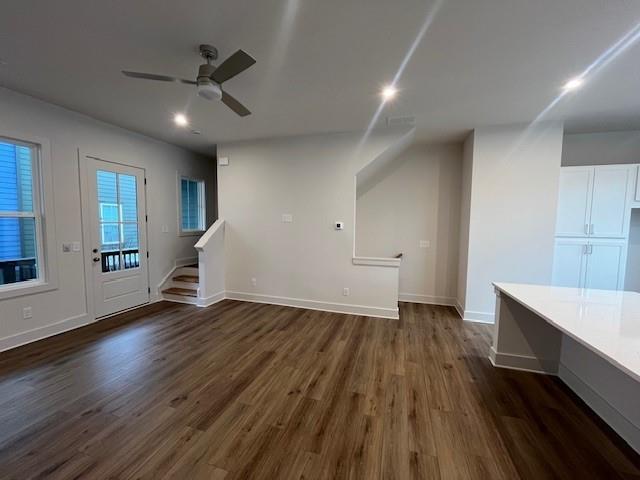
[194,218,225,252]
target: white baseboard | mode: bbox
[559,364,640,454]
[398,293,456,306]
[489,347,558,375]
[454,300,464,319]
[225,291,399,319]
[175,256,198,267]
[463,309,495,324]
[0,313,92,353]
[197,291,226,308]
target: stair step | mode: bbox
[162,287,197,297]
[173,275,199,283]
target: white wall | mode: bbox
[0,87,215,350]
[217,129,411,319]
[462,123,564,322]
[457,133,474,314]
[355,143,462,306]
[563,131,640,166]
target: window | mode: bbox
[0,138,42,287]
[179,176,205,234]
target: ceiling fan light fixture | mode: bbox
[197,79,223,101]
[174,113,189,127]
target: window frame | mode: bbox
[0,132,58,300]
[177,174,206,236]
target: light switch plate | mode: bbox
[62,243,72,253]
[419,240,430,248]
[281,214,293,223]
[72,241,81,252]
[218,156,229,166]
[22,306,33,319]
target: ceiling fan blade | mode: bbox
[122,71,196,85]
[211,50,256,84]
[221,90,251,117]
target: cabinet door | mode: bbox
[584,241,626,291]
[590,166,631,238]
[556,168,592,237]
[552,239,587,288]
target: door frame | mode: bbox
[78,148,150,321]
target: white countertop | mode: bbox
[494,283,640,383]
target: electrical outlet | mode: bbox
[343,287,350,296]
[251,277,257,286]
[22,306,33,319]
[419,240,430,248]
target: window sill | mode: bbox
[178,230,206,238]
[0,279,58,301]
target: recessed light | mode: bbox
[563,77,584,92]
[174,113,189,127]
[381,85,398,101]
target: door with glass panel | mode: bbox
[86,158,148,318]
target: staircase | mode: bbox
[161,265,200,304]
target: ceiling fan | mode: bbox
[122,44,255,117]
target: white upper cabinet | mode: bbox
[590,166,631,238]
[555,165,634,239]
[556,168,592,237]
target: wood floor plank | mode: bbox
[0,300,638,479]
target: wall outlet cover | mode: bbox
[22,306,33,319]
[343,287,350,296]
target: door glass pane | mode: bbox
[0,217,38,285]
[96,170,140,273]
[119,174,137,222]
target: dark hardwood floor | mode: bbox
[0,300,638,479]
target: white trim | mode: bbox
[463,309,495,324]
[0,313,91,352]
[559,363,640,453]
[454,300,464,319]
[225,290,399,319]
[489,347,558,375]
[175,256,198,267]
[352,256,401,267]
[197,290,225,307]
[398,293,456,306]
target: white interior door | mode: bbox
[584,241,626,291]
[552,239,587,288]
[86,157,149,318]
[590,166,631,238]
[555,167,593,237]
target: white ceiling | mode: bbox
[1,0,640,154]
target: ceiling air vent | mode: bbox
[386,116,416,127]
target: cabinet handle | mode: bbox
[588,245,593,255]
[583,244,588,255]
[585,223,589,235]
[590,223,595,235]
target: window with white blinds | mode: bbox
[0,138,42,287]
[179,176,205,234]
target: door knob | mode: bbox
[93,257,101,262]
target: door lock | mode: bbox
[92,248,98,253]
